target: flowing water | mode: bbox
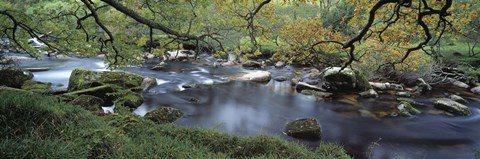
[13,54,480,159]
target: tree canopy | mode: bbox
[1,0,478,70]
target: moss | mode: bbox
[64,84,117,106]
[70,95,104,112]
[100,71,144,89]
[0,68,33,88]
[21,80,51,93]
[144,107,184,124]
[284,118,321,140]
[0,91,351,159]
[354,70,372,91]
[67,68,145,92]
[67,68,100,92]
[398,101,421,116]
[114,90,144,108]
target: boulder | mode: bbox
[140,77,157,92]
[67,68,149,92]
[163,50,195,61]
[295,82,326,93]
[323,67,371,92]
[472,86,480,94]
[396,98,427,107]
[453,80,470,89]
[274,76,287,82]
[397,101,421,116]
[145,107,184,124]
[275,61,286,68]
[242,61,262,68]
[0,68,33,88]
[241,71,271,82]
[433,98,471,116]
[63,84,117,106]
[70,95,104,111]
[416,78,432,93]
[284,118,321,140]
[359,89,378,98]
[370,82,404,91]
[21,80,51,93]
[116,91,144,108]
[396,92,412,97]
[449,94,468,104]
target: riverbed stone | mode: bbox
[140,77,157,92]
[241,70,271,82]
[116,91,144,108]
[370,82,404,91]
[397,101,421,116]
[145,107,184,124]
[323,67,371,92]
[453,80,470,89]
[449,94,468,104]
[284,118,321,140]
[21,80,51,93]
[275,61,286,68]
[396,92,412,97]
[70,95,104,112]
[433,98,471,116]
[301,90,333,98]
[150,61,167,70]
[242,61,262,68]
[296,82,326,93]
[274,76,287,82]
[0,68,33,88]
[416,78,432,93]
[359,89,378,98]
[471,86,480,94]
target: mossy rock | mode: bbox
[323,67,371,92]
[0,86,33,94]
[21,80,51,93]
[354,70,372,91]
[397,101,421,116]
[64,84,117,106]
[115,91,144,108]
[0,68,33,88]
[284,118,321,140]
[70,95,104,112]
[145,107,184,124]
[67,68,145,92]
[434,98,471,116]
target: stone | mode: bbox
[63,84,117,106]
[275,61,286,68]
[397,101,421,116]
[359,89,378,98]
[70,95,104,111]
[396,92,412,97]
[416,78,432,93]
[0,68,33,88]
[433,98,471,116]
[370,82,404,91]
[295,82,326,93]
[67,68,145,92]
[284,118,321,140]
[396,98,427,107]
[241,71,271,82]
[242,61,262,68]
[116,91,144,108]
[300,90,333,98]
[472,86,480,94]
[140,77,157,92]
[145,107,184,124]
[221,61,236,66]
[21,80,51,93]
[274,76,287,82]
[449,94,468,104]
[453,80,470,89]
[150,62,167,70]
[163,50,195,61]
[323,67,371,92]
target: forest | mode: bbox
[1,0,480,158]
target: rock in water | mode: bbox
[471,86,480,94]
[284,118,321,140]
[359,89,378,98]
[0,68,33,88]
[242,61,262,68]
[397,101,421,116]
[323,67,371,92]
[145,107,184,124]
[453,80,470,89]
[449,94,468,104]
[274,76,287,82]
[70,95,104,112]
[275,61,286,68]
[433,98,471,116]
[416,78,432,93]
[241,71,271,82]
[295,82,326,93]
[140,77,157,92]
[67,68,150,92]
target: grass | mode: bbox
[0,89,351,159]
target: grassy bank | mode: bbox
[0,89,350,159]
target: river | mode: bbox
[11,53,480,159]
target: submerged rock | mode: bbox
[0,68,33,88]
[359,89,378,98]
[241,70,271,82]
[284,118,321,140]
[433,98,471,116]
[275,61,286,68]
[323,67,371,92]
[274,76,287,82]
[70,95,104,111]
[145,107,184,124]
[21,80,51,93]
